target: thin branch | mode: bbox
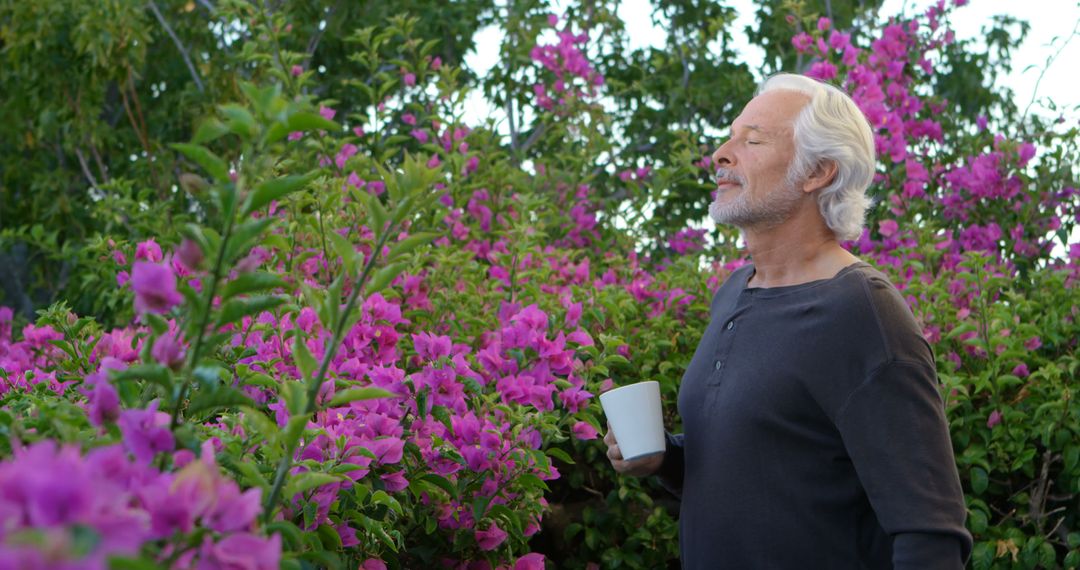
[147,0,205,92]
[74,148,101,191]
[196,0,216,14]
[1021,16,1080,125]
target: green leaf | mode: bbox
[546,447,576,465]
[279,411,310,450]
[142,313,169,336]
[516,472,550,492]
[327,231,361,275]
[215,295,286,327]
[293,336,317,382]
[171,143,229,182]
[224,218,276,262]
[326,387,395,408]
[106,557,167,570]
[369,490,403,516]
[267,520,304,551]
[222,272,287,300]
[970,467,988,494]
[111,364,171,389]
[316,523,344,551]
[286,111,339,133]
[186,386,255,415]
[220,103,258,138]
[242,173,317,217]
[192,118,230,145]
[365,262,409,295]
[418,473,457,499]
[284,472,341,499]
[386,232,438,261]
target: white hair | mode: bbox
[758,73,876,241]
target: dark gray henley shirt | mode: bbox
[657,261,972,569]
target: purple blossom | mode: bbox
[118,400,175,464]
[131,262,182,315]
[152,331,186,370]
[475,521,508,551]
[197,533,281,570]
[135,239,163,262]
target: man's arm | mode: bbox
[655,432,684,498]
[835,360,973,569]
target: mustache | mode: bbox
[714,167,745,186]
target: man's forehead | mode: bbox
[730,91,807,133]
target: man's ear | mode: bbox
[802,159,838,194]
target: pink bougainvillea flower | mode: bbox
[152,331,186,370]
[131,262,182,315]
[380,470,409,492]
[118,400,175,464]
[514,553,546,570]
[318,106,336,121]
[135,239,163,262]
[475,521,508,551]
[175,239,204,272]
[572,421,598,440]
[197,532,281,570]
[986,410,1003,429]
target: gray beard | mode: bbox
[708,182,805,230]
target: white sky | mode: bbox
[465,0,1080,124]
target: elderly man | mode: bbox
[604,74,972,568]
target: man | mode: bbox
[603,73,972,568]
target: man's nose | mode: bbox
[711,140,733,167]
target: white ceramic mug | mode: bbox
[599,380,665,461]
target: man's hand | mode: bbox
[604,424,664,477]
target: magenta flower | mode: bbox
[475,521,508,551]
[290,65,303,77]
[131,262,182,315]
[986,410,1003,429]
[118,400,175,464]
[403,72,416,87]
[380,470,409,492]
[89,380,121,426]
[318,106,336,121]
[1024,336,1042,351]
[1012,363,1030,377]
[152,331,186,370]
[176,239,204,272]
[197,532,281,570]
[362,560,388,570]
[135,239,163,262]
[515,553,546,570]
[572,421,598,440]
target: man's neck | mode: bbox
[741,213,860,288]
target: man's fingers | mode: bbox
[607,443,623,462]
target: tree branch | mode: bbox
[74,148,101,191]
[147,0,205,92]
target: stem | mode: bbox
[170,189,238,430]
[262,223,396,521]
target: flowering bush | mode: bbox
[1,1,1078,569]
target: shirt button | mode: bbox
[726,321,734,330]
[714,360,723,371]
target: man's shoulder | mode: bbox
[828,262,931,362]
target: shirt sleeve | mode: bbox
[834,360,973,568]
[655,432,684,498]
